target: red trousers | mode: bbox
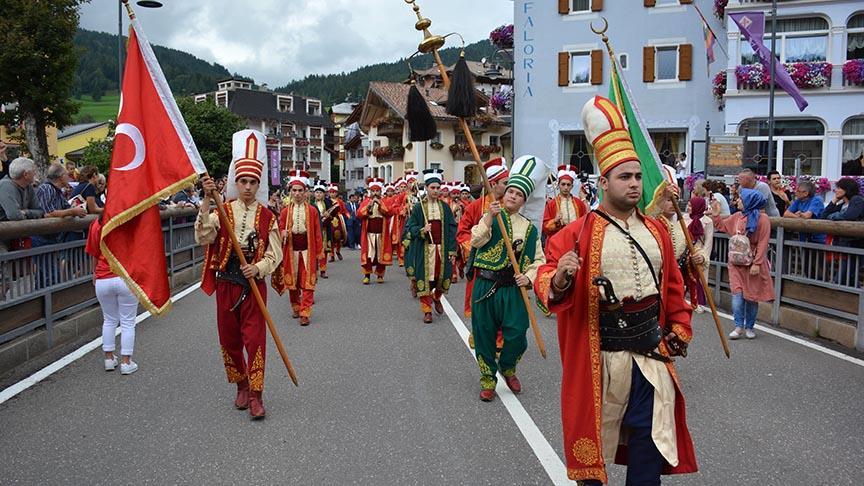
[362,261,386,277]
[419,288,443,313]
[288,253,315,317]
[216,279,267,391]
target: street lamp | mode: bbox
[118,1,163,90]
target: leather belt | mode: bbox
[599,295,667,361]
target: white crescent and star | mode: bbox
[114,123,146,172]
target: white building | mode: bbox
[514,0,726,175]
[722,0,864,179]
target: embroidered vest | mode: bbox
[471,211,538,272]
[201,201,274,295]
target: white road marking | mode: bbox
[0,283,201,405]
[440,297,571,486]
[713,310,864,368]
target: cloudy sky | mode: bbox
[79,0,513,87]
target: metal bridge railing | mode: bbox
[0,208,203,347]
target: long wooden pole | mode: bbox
[208,183,300,385]
[432,51,546,359]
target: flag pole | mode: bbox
[592,18,730,359]
[766,0,778,174]
[403,0,546,359]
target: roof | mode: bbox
[359,81,501,131]
[58,122,110,140]
[226,90,334,128]
[413,60,512,82]
[330,102,358,115]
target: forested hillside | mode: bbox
[72,28,235,100]
[276,40,499,105]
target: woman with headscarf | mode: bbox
[709,188,774,339]
[684,197,714,313]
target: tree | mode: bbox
[0,0,86,177]
[176,97,247,177]
[81,137,114,175]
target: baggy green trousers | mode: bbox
[470,277,528,390]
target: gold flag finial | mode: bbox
[404,0,445,53]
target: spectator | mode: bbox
[32,163,87,247]
[0,141,8,179]
[86,217,139,374]
[684,196,714,313]
[172,182,199,208]
[0,156,42,222]
[767,170,792,215]
[70,165,104,215]
[738,168,780,216]
[710,188,774,339]
[345,192,361,249]
[700,179,730,216]
[675,152,688,193]
[823,178,864,285]
[729,182,741,214]
[64,160,80,182]
[94,173,106,208]
[783,179,826,244]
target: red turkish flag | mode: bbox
[101,19,206,316]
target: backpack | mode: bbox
[728,227,753,266]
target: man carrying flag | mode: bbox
[196,130,283,420]
[273,170,323,327]
[535,96,696,484]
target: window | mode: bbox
[455,132,468,146]
[194,94,207,104]
[215,91,228,108]
[277,95,293,113]
[843,117,864,173]
[430,162,442,171]
[432,131,442,144]
[849,14,864,61]
[649,131,686,167]
[655,0,679,5]
[489,135,500,147]
[619,53,629,70]
[570,52,591,85]
[561,132,596,174]
[655,46,678,81]
[738,119,825,176]
[740,17,829,64]
[570,0,590,13]
[307,100,322,116]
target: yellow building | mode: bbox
[56,122,111,163]
[0,124,59,160]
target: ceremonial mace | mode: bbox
[402,0,546,359]
[121,0,299,383]
[591,18,730,359]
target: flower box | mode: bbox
[735,62,833,90]
[489,24,513,50]
[843,59,864,86]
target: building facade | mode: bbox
[722,0,864,179]
[194,77,335,184]
[356,81,511,186]
[514,0,726,175]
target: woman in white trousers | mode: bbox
[86,219,138,374]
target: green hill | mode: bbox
[276,40,501,105]
[72,28,235,102]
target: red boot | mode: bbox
[234,380,250,410]
[249,391,266,420]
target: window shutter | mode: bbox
[678,44,693,81]
[644,0,656,7]
[558,0,569,15]
[591,0,603,11]
[680,0,693,4]
[590,50,603,85]
[643,46,655,83]
[558,52,570,87]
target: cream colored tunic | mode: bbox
[598,211,678,467]
[470,211,545,283]
[194,200,283,277]
[557,195,580,226]
[289,202,310,264]
[366,201,385,261]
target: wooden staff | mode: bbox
[206,177,300,385]
[432,50,547,359]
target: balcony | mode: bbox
[371,145,405,163]
[375,121,403,137]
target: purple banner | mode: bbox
[268,148,280,186]
[730,11,808,111]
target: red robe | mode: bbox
[455,194,495,317]
[388,192,410,254]
[534,211,697,483]
[542,195,588,238]
[272,202,324,293]
[358,196,393,267]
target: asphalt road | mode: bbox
[0,249,862,485]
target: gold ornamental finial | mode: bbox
[404,0,445,53]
